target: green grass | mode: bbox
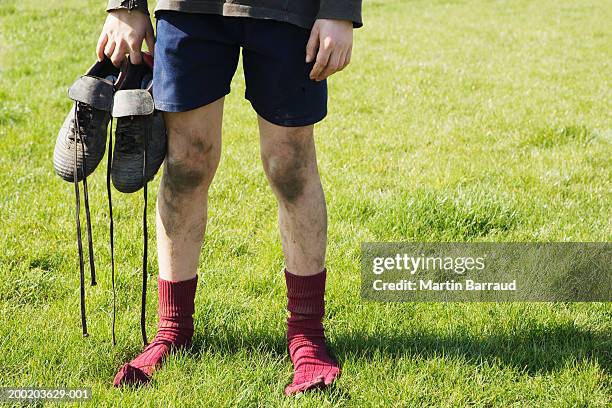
[1,0,611,406]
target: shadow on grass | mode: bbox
[332,322,611,375]
[178,315,611,404]
[190,320,610,376]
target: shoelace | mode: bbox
[72,102,151,346]
[72,102,97,337]
[141,117,150,346]
[115,120,141,152]
[106,117,117,345]
[107,114,151,347]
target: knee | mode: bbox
[164,129,219,195]
[261,128,314,203]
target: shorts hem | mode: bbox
[249,100,327,127]
[154,90,230,113]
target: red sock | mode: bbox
[113,275,198,386]
[284,269,340,395]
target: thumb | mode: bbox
[305,24,319,63]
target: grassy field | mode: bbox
[1,0,611,406]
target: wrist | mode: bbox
[315,18,354,29]
[106,0,149,15]
[108,8,149,17]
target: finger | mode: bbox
[336,49,348,72]
[96,32,108,62]
[309,45,331,80]
[316,50,342,81]
[305,25,319,63]
[128,41,143,65]
[344,46,352,68]
[145,27,156,55]
[110,42,127,68]
[104,40,116,60]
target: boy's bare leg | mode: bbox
[258,117,339,395]
[258,118,327,276]
[157,99,224,282]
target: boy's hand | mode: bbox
[96,9,155,67]
[306,19,353,82]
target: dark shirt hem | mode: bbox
[154,1,315,29]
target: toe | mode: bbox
[284,376,325,396]
[324,366,341,385]
[113,364,151,387]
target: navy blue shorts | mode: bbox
[153,12,327,127]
